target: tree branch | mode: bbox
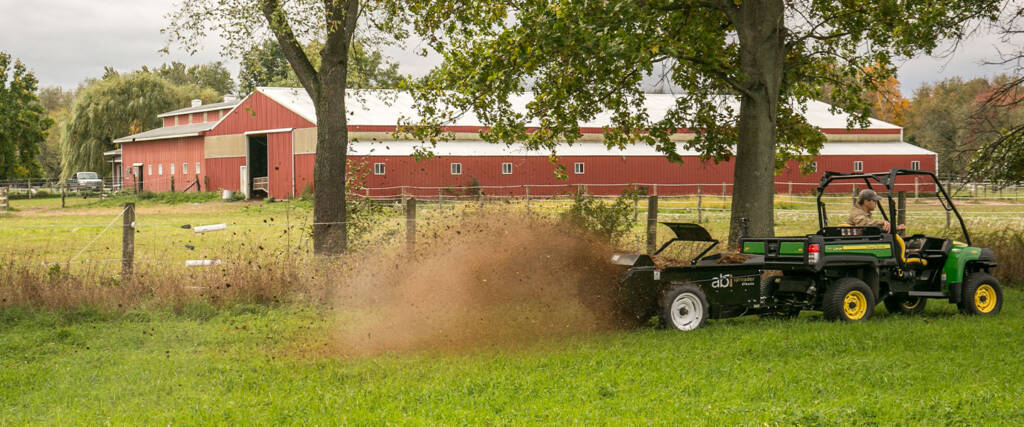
[260,0,321,99]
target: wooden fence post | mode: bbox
[787,181,792,196]
[195,175,201,192]
[897,192,906,236]
[122,202,135,278]
[61,187,66,208]
[406,197,416,253]
[646,195,658,254]
[632,186,639,222]
[697,184,703,224]
[170,175,175,192]
[0,186,7,214]
[525,185,530,215]
[914,178,919,200]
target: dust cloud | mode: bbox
[334,213,636,355]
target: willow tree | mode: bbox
[165,0,405,255]
[61,72,219,178]
[407,0,1000,245]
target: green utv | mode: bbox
[614,169,1001,331]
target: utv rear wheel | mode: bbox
[660,284,709,331]
[822,278,875,322]
[961,272,1002,316]
[883,295,927,315]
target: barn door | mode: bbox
[267,132,293,199]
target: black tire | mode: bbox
[960,272,1003,316]
[660,284,710,331]
[822,277,875,322]
[883,295,928,315]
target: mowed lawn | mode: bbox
[2,291,1022,425]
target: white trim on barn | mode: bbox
[344,140,935,158]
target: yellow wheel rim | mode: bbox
[975,285,997,314]
[901,298,921,310]
[843,290,868,320]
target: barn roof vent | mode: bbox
[191,99,202,107]
[223,94,237,103]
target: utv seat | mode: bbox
[894,234,928,267]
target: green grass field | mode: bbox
[2,292,1022,424]
[2,195,1024,424]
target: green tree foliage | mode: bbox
[150,61,237,95]
[60,72,219,178]
[0,52,53,179]
[962,5,1024,184]
[406,0,1000,244]
[164,0,410,255]
[36,86,77,177]
[238,39,401,93]
[904,77,1003,178]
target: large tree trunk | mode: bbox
[310,1,359,255]
[312,76,349,255]
[727,0,787,247]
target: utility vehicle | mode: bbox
[615,169,1002,331]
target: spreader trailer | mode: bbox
[615,168,1002,331]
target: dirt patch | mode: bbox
[332,213,631,356]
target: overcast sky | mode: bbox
[0,0,1018,97]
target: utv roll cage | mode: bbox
[816,169,971,245]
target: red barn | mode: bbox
[114,88,937,199]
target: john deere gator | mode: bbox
[615,168,1002,331]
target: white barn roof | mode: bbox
[256,87,902,131]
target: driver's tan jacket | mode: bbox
[848,205,884,227]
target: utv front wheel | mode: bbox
[823,278,875,322]
[884,295,927,315]
[961,272,1003,316]
[660,284,709,331]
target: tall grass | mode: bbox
[0,256,340,313]
[969,229,1024,285]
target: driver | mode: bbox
[848,189,905,233]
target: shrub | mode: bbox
[561,188,641,242]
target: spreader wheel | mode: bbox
[660,284,709,331]
[822,278,875,322]
[884,295,928,315]
[960,272,1003,316]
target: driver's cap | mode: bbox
[857,189,882,202]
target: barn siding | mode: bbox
[206,91,315,136]
[121,136,205,193]
[352,153,937,198]
[267,132,294,199]
[206,157,247,192]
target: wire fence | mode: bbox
[3,188,1024,275]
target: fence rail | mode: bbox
[1,177,1023,202]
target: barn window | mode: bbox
[501,162,513,175]
[170,163,175,175]
[182,163,188,175]
[911,160,920,170]
[158,164,163,175]
[451,163,462,175]
[373,163,385,175]
[195,162,201,175]
[147,165,152,176]
[811,162,818,172]
[853,161,863,172]
[574,162,585,175]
